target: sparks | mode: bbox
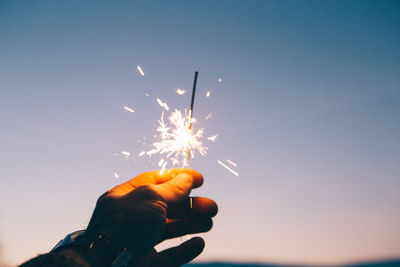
[123,106,135,113]
[207,134,218,142]
[160,161,167,174]
[206,91,211,98]
[139,151,146,156]
[205,112,213,121]
[217,160,239,176]
[175,88,186,95]
[158,158,165,167]
[157,98,170,111]
[121,151,130,158]
[218,78,222,82]
[137,66,145,76]
[113,172,119,178]
[145,93,150,96]
[147,109,207,169]
[226,159,238,167]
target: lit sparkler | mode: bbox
[115,70,239,180]
[145,72,207,170]
[146,109,206,168]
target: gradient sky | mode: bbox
[1,1,400,266]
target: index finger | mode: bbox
[109,168,204,197]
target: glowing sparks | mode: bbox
[137,66,145,76]
[113,172,119,178]
[205,112,213,121]
[124,106,135,113]
[145,93,150,97]
[139,151,146,157]
[160,161,167,174]
[175,88,186,95]
[158,158,165,167]
[147,109,207,169]
[218,78,222,82]
[217,160,239,176]
[157,98,170,111]
[121,151,130,158]
[206,91,211,98]
[207,134,218,142]
[226,159,237,167]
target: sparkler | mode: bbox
[117,69,239,177]
[188,71,199,160]
[145,72,207,171]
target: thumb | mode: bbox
[155,173,193,204]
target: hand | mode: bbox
[86,169,218,267]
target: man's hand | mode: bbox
[86,169,218,267]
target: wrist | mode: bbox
[53,246,102,267]
[52,230,133,267]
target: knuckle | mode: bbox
[135,184,161,200]
[96,192,113,206]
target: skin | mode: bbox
[86,168,218,267]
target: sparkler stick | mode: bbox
[187,71,199,160]
[188,71,198,210]
[189,71,199,130]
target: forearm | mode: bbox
[19,247,101,267]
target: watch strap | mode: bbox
[52,230,132,267]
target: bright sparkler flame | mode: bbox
[147,109,207,169]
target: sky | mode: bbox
[0,0,400,266]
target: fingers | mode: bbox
[167,197,218,219]
[162,218,213,240]
[150,237,205,267]
[108,169,203,197]
[154,173,193,203]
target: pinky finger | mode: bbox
[150,237,205,267]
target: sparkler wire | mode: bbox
[189,71,199,130]
[188,71,199,160]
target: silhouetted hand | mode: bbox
[86,169,218,267]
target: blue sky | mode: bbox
[1,1,399,265]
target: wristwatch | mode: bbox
[51,230,133,267]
